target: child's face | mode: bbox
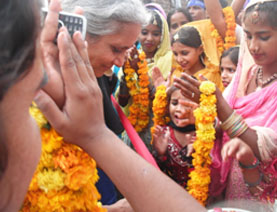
[220,56,237,88]
[169,89,194,127]
[138,24,162,56]
[243,12,277,67]
[170,12,189,37]
[172,41,203,72]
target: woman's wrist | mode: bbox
[215,91,233,122]
[239,156,259,169]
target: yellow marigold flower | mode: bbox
[41,128,63,153]
[38,151,55,170]
[30,104,48,128]
[199,81,216,95]
[37,168,66,193]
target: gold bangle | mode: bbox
[221,111,239,131]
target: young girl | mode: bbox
[174,0,277,210]
[152,86,197,189]
[171,26,224,91]
[220,46,240,88]
[167,7,192,38]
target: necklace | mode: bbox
[256,68,277,90]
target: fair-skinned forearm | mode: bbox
[204,0,226,38]
[81,128,206,212]
[231,0,247,17]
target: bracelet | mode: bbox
[239,157,260,169]
[245,171,263,187]
[221,111,237,131]
[221,111,249,138]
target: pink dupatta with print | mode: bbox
[209,36,277,197]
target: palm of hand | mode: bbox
[153,126,169,156]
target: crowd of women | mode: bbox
[0,0,276,211]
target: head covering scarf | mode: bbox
[145,3,167,19]
[187,0,206,9]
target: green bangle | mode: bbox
[245,172,263,187]
[239,157,260,169]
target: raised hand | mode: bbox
[152,125,170,156]
[40,0,65,108]
[36,23,107,149]
[185,133,196,157]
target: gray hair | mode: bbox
[61,0,150,37]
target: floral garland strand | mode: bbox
[21,104,106,212]
[124,51,150,132]
[187,81,217,206]
[151,85,170,141]
[210,6,236,54]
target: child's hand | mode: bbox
[153,126,170,156]
[221,138,256,165]
[186,133,196,157]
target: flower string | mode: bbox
[187,81,217,206]
[124,51,150,132]
[21,104,106,212]
[210,6,236,54]
[151,85,170,142]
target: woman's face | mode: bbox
[87,23,141,77]
[220,56,237,88]
[169,89,192,127]
[243,12,277,67]
[170,12,189,36]
[138,24,162,57]
[172,41,203,73]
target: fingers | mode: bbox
[177,119,190,126]
[173,73,200,103]
[221,140,239,162]
[57,29,82,91]
[34,90,64,130]
[153,125,163,137]
[73,6,84,15]
[179,99,198,109]
[41,0,61,45]
[186,143,194,157]
[72,31,95,83]
[152,66,166,88]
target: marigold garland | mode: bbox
[151,85,170,141]
[210,6,236,54]
[187,81,217,206]
[21,104,106,212]
[124,51,150,132]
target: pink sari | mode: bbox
[209,38,277,198]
